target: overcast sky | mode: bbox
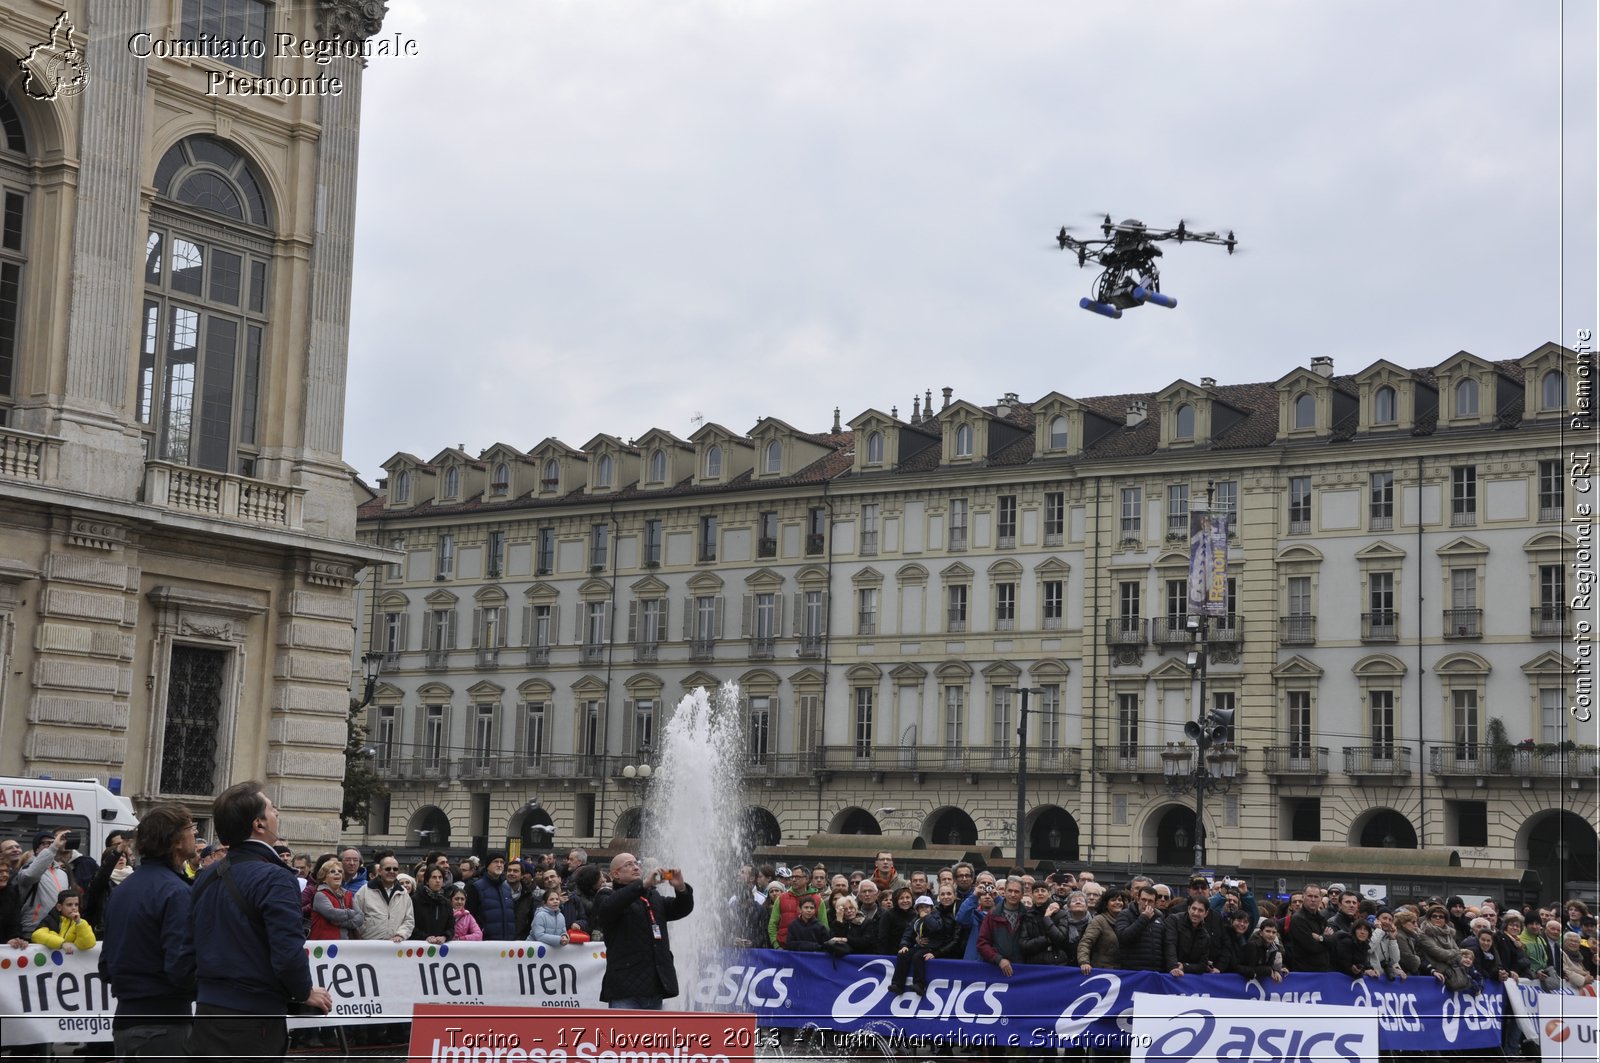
[342,0,1597,485]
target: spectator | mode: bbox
[784,895,831,952]
[1049,889,1092,966]
[1330,919,1379,979]
[1164,896,1215,977]
[356,853,414,943]
[1417,905,1472,992]
[466,852,516,940]
[1561,932,1593,989]
[855,880,882,917]
[879,886,917,955]
[448,884,483,940]
[596,855,693,1010]
[15,828,76,937]
[869,851,908,895]
[1369,908,1406,980]
[529,886,569,948]
[1019,882,1061,964]
[1393,908,1427,976]
[457,855,479,884]
[907,870,932,899]
[412,866,453,944]
[32,888,95,952]
[1285,884,1330,971]
[1495,911,1534,982]
[559,848,588,886]
[931,884,967,961]
[1116,885,1166,971]
[768,864,816,947]
[1245,922,1286,982]
[504,859,537,940]
[83,832,132,933]
[888,895,946,993]
[0,861,25,947]
[952,863,977,901]
[309,859,364,940]
[976,877,1027,977]
[564,864,603,936]
[300,853,335,928]
[957,873,998,962]
[98,803,199,1060]
[1214,908,1255,975]
[1445,896,1473,940]
[1077,889,1126,973]
[829,895,873,957]
[1463,928,1509,983]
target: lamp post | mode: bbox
[1006,686,1045,871]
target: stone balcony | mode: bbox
[143,461,305,529]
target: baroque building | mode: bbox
[351,347,1595,894]
[0,0,386,846]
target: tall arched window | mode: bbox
[705,445,722,479]
[1373,385,1397,423]
[542,458,559,488]
[394,470,411,503]
[1542,370,1565,411]
[596,454,612,488]
[492,462,509,495]
[0,86,28,418]
[865,431,884,464]
[443,465,460,497]
[649,449,666,482]
[1173,404,1195,440]
[1292,392,1315,430]
[139,135,274,474]
[764,439,781,474]
[954,423,973,457]
[1455,378,1478,416]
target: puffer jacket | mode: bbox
[467,873,516,940]
[1115,906,1167,971]
[1018,905,1058,964]
[1164,914,1212,974]
[1077,912,1120,969]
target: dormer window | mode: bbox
[394,470,411,503]
[1455,378,1478,417]
[954,423,973,458]
[443,466,460,498]
[1048,416,1068,449]
[1541,370,1565,411]
[596,454,612,488]
[649,449,666,483]
[491,462,509,496]
[1374,385,1397,424]
[1291,392,1314,430]
[1174,404,1195,440]
[705,445,722,479]
[865,431,884,465]
[542,458,560,490]
[764,439,781,474]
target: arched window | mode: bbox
[139,136,274,473]
[492,462,509,495]
[443,465,460,497]
[596,454,612,488]
[1048,416,1068,449]
[1374,385,1397,424]
[865,431,883,465]
[649,449,666,482]
[764,439,782,474]
[0,86,28,416]
[394,470,411,503]
[1292,392,1315,430]
[705,445,722,479]
[1542,370,1565,411]
[954,423,973,457]
[542,458,560,488]
[1455,378,1478,416]
[1173,404,1195,440]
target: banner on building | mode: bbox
[1130,990,1380,1063]
[0,942,1507,1052]
[1187,507,1229,617]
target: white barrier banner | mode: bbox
[1130,990,1380,1063]
[1537,991,1599,1059]
[0,940,608,1044]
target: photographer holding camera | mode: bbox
[15,828,81,938]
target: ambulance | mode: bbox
[0,776,139,854]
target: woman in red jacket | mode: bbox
[309,860,365,939]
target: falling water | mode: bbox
[639,681,747,1007]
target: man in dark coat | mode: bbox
[188,781,331,1058]
[596,853,694,1009]
[466,852,517,940]
[1116,886,1167,971]
[1286,884,1331,971]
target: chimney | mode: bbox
[832,407,842,433]
[1125,399,1149,427]
[911,395,921,423]
[941,386,953,410]
[1201,376,1216,389]
[890,406,898,420]
[1310,356,1334,378]
[995,394,1012,417]
[925,389,934,417]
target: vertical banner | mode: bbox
[1535,988,1598,1058]
[1187,507,1228,617]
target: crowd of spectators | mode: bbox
[726,851,1600,997]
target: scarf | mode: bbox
[871,867,897,890]
[110,865,133,885]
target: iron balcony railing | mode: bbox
[1531,606,1572,638]
[1361,611,1399,642]
[811,744,1081,776]
[1152,617,1192,647]
[633,641,659,663]
[1429,745,1600,779]
[526,644,551,667]
[1210,614,1242,643]
[797,635,825,658]
[1105,618,1147,646]
[1091,745,1247,777]
[1263,746,1329,775]
[1342,746,1413,777]
[425,649,451,671]
[747,637,776,660]
[1443,608,1484,639]
[1279,615,1316,645]
[476,647,501,669]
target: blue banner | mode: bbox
[693,951,1506,1054]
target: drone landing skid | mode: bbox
[1079,297,1122,319]
[1133,285,1177,309]
[1079,286,1177,319]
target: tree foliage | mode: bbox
[341,700,388,830]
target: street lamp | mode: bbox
[354,652,381,709]
[1005,686,1046,871]
[1164,611,1236,874]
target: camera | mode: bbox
[60,832,80,851]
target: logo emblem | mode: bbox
[21,12,88,101]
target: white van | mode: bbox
[0,777,139,856]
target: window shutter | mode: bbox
[497,608,508,647]
[521,606,532,646]
[601,602,612,643]
[575,607,585,644]
[820,591,830,634]
[472,608,483,648]
[421,614,433,651]
[791,592,803,636]
[683,596,693,640]
[399,614,410,651]
[447,610,458,649]
[776,594,786,634]
[627,602,638,643]
[622,700,635,753]
[551,605,561,645]
[741,594,753,638]
[715,596,725,638]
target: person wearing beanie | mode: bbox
[465,851,516,940]
[889,895,944,995]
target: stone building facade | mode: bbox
[352,345,1595,891]
[0,0,385,846]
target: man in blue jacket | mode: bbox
[187,781,331,1058]
[99,803,200,1060]
[466,851,516,940]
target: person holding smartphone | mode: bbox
[596,854,693,1010]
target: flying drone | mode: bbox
[1055,215,1237,319]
